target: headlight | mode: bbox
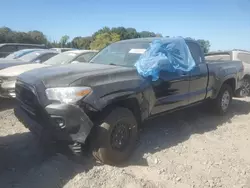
[45,87,92,104]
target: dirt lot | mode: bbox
[1,98,250,188]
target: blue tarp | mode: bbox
[134,37,195,81]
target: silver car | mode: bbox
[206,50,250,97]
[0,50,98,98]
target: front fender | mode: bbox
[83,85,156,121]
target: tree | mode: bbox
[0,27,14,43]
[15,32,33,43]
[60,35,70,47]
[0,26,212,53]
[138,31,157,38]
[90,32,120,50]
[72,36,92,49]
[28,30,48,44]
[185,37,211,53]
[92,26,111,39]
[125,28,139,39]
[155,33,163,37]
[197,39,210,53]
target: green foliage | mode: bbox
[59,35,70,48]
[185,37,210,53]
[196,39,211,53]
[0,26,211,53]
[90,32,120,50]
[0,27,48,44]
[72,36,92,49]
[138,31,157,38]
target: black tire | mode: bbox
[91,107,138,165]
[212,84,233,115]
[235,78,250,98]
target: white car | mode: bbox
[50,48,77,53]
[0,50,98,98]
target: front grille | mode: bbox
[15,81,38,116]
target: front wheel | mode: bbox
[213,84,233,115]
[91,107,138,165]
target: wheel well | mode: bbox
[112,98,142,126]
[223,78,236,91]
[244,74,250,81]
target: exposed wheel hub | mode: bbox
[240,79,250,97]
[111,122,131,151]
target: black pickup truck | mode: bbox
[14,38,244,165]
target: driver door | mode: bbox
[150,70,190,115]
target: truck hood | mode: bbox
[0,59,29,70]
[0,63,51,77]
[18,63,146,89]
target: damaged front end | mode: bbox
[14,80,96,150]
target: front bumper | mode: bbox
[0,80,16,98]
[15,102,94,144]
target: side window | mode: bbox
[186,42,203,64]
[0,45,17,52]
[36,53,57,63]
[75,52,97,63]
[237,53,250,64]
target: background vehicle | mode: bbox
[205,50,250,97]
[3,49,44,60]
[14,38,244,165]
[0,49,58,70]
[0,43,46,58]
[43,50,98,65]
[0,50,98,98]
[50,48,78,53]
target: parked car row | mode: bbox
[0,49,98,98]
[1,37,244,166]
[0,49,59,70]
[0,42,78,58]
[0,43,46,58]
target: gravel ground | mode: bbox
[0,98,250,188]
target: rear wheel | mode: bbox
[235,78,250,98]
[212,84,233,115]
[91,107,138,165]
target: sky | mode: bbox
[0,0,250,51]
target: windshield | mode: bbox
[90,41,150,67]
[43,51,78,65]
[18,51,42,62]
[5,49,39,60]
